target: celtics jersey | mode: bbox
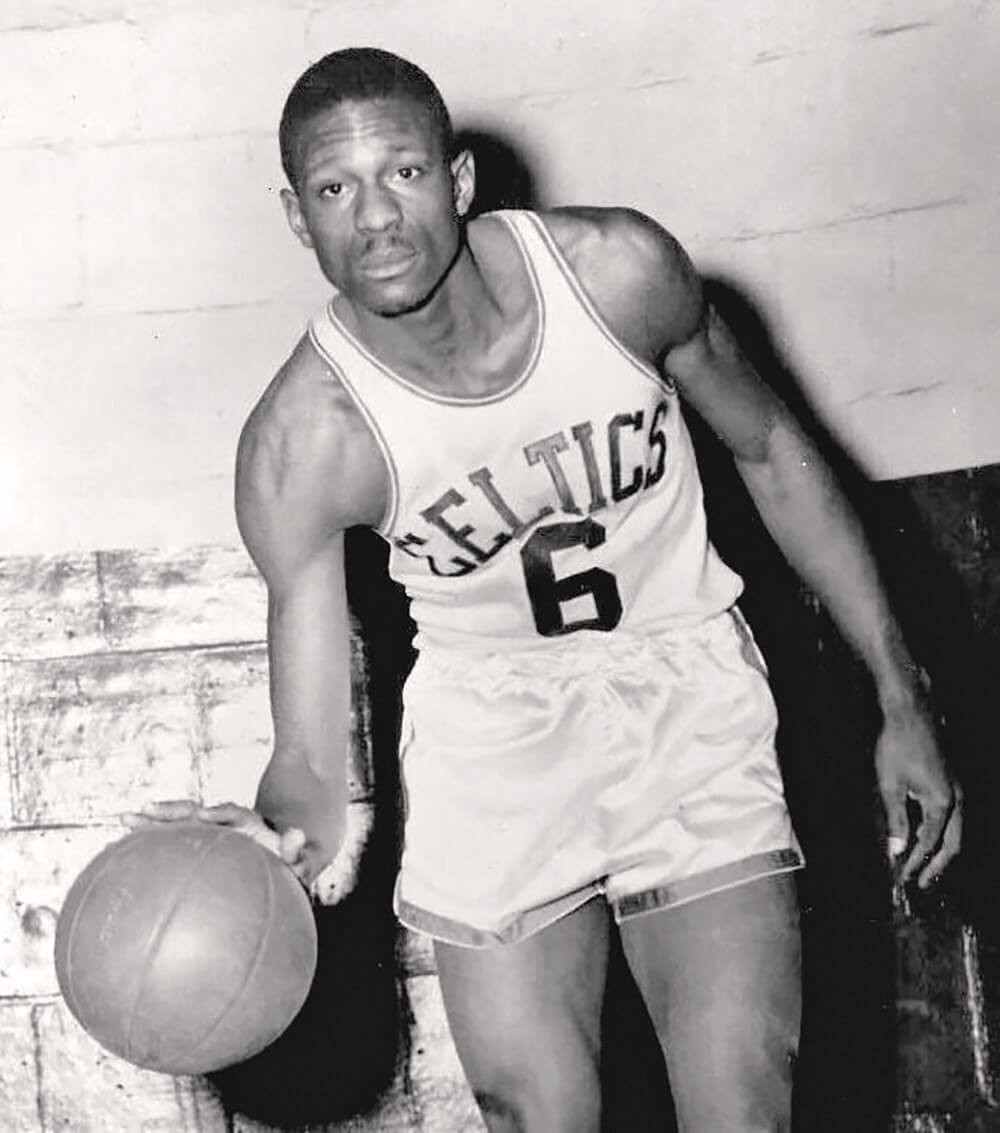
[308,210,742,651]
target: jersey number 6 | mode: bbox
[520,519,623,637]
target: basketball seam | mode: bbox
[121,827,223,1064]
[174,846,278,1069]
[57,834,150,1028]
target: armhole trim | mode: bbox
[307,322,401,539]
[515,211,671,394]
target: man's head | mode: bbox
[278,48,474,318]
[279,48,454,194]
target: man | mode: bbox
[137,48,960,1131]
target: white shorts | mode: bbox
[393,608,804,947]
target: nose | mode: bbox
[355,181,402,233]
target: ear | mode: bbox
[280,188,315,249]
[450,149,476,218]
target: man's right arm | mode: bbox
[123,342,384,897]
[235,344,383,887]
[250,534,352,885]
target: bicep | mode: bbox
[664,306,787,466]
[234,412,355,771]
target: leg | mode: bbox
[433,898,610,1133]
[619,874,801,1133]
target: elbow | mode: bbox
[736,421,808,486]
[739,439,845,546]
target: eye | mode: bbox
[396,165,422,182]
[318,182,344,199]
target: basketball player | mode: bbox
[135,48,961,1131]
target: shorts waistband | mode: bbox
[413,607,749,681]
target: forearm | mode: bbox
[664,294,958,878]
[255,708,351,881]
[737,418,924,714]
[254,753,348,834]
[255,570,353,849]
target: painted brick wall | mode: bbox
[2,3,998,1130]
[0,545,482,1132]
[1,0,998,555]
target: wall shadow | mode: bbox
[205,532,412,1128]
[207,130,997,1126]
[701,277,897,1131]
[454,127,539,214]
[703,278,1000,936]
[703,276,1000,1128]
[202,118,533,1120]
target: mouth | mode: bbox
[359,245,418,280]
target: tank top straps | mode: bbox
[308,209,742,650]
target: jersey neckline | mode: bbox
[320,211,546,407]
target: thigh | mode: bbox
[433,897,611,1133]
[619,874,802,1133]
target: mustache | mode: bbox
[360,232,414,257]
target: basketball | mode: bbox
[54,822,318,1076]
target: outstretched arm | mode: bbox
[234,352,384,894]
[662,268,960,888]
[565,207,962,887]
[251,528,352,881]
[126,343,386,901]
[137,528,356,888]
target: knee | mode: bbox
[738,1020,799,1128]
[673,1006,800,1131]
[472,1086,525,1133]
[468,1068,601,1133]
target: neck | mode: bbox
[348,239,507,384]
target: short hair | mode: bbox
[279,47,455,190]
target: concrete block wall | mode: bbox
[2,2,998,1129]
[0,545,482,1131]
[1,0,998,558]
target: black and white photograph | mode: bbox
[1,2,997,1130]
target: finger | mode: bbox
[193,802,258,827]
[881,789,910,868]
[247,824,283,856]
[899,794,950,885]
[120,799,199,825]
[917,791,963,889]
[278,826,307,865]
[191,806,285,858]
[196,804,285,854]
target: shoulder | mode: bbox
[238,336,346,461]
[533,206,705,362]
[236,336,386,578]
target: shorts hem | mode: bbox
[610,847,805,922]
[395,881,603,949]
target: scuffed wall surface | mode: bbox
[0,545,481,1132]
[1,0,999,555]
[2,2,999,1128]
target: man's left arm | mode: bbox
[665,300,962,889]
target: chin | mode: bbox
[364,284,436,319]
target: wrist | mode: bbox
[875,662,931,716]
[256,757,346,822]
[862,620,928,717]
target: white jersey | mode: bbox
[308,209,742,651]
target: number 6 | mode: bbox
[520,519,623,637]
